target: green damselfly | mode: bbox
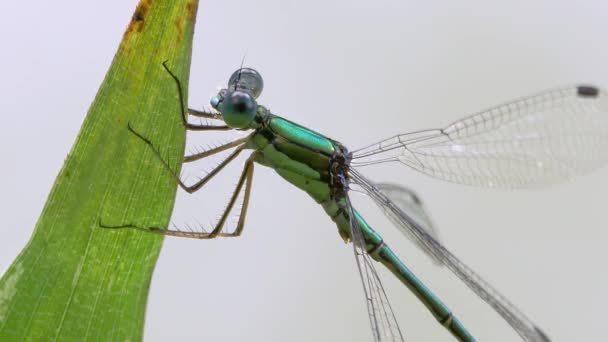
[105,62,608,341]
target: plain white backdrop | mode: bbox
[1,1,607,341]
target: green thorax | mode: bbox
[247,106,346,204]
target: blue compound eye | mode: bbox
[210,89,229,110]
[210,95,222,109]
[220,90,257,129]
[228,68,264,99]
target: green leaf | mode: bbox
[0,0,199,340]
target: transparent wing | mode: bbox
[350,169,551,342]
[374,183,442,265]
[343,196,405,342]
[352,85,608,188]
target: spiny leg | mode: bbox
[100,152,257,239]
[199,153,256,238]
[184,135,250,163]
[224,153,255,237]
[161,60,230,131]
[127,123,248,194]
[188,108,222,120]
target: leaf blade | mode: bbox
[0,1,199,340]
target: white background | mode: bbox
[1,1,607,341]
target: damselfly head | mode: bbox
[209,68,264,129]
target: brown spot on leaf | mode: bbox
[175,17,183,44]
[125,0,153,36]
[173,0,199,44]
[186,0,199,21]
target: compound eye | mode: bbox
[228,68,264,99]
[210,88,229,110]
[220,90,257,129]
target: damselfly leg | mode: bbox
[161,60,230,131]
[100,61,255,238]
[101,125,254,238]
[125,123,250,194]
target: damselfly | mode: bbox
[104,61,608,341]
